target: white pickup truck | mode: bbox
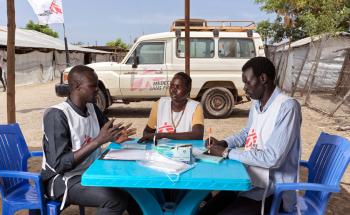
[56,19,265,118]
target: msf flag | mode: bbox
[27,0,64,25]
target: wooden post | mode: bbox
[291,42,311,97]
[303,36,327,105]
[330,49,350,116]
[279,40,292,90]
[300,56,316,97]
[329,89,350,116]
[275,47,284,72]
[300,40,317,97]
[334,50,349,95]
[275,50,286,85]
[184,0,190,75]
[6,0,16,123]
[272,46,278,63]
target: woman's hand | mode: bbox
[138,133,157,143]
[138,125,159,143]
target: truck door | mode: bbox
[120,41,168,99]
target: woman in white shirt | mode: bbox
[138,72,204,142]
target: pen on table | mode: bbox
[175,144,192,149]
[208,127,212,154]
[153,130,157,146]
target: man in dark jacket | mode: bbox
[41,65,138,215]
[0,55,6,92]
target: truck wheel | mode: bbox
[96,88,107,112]
[201,87,234,118]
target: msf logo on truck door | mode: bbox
[131,69,168,91]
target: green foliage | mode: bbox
[257,20,272,44]
[255,0,306,14]
[257,17,307,43]
[25,20,59,38]
[106,38,128,50]
[255,0,350,42]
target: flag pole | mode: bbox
[63,23,70,67]
[60,23,70,85]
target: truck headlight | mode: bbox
[63,72,69,84]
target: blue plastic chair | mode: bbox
[270,132,350,215]
[0,123,84,215]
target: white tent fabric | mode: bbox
[270,35,350,92]
[14,51,55,85]
[0,26,115,85]
[0,26,108,53]
[1,48,114,86]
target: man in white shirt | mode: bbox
[41,65,140,215]
[200,57,302,215]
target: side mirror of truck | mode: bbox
[132,55,139,68]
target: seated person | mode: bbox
[138,72,204,142]
[200,57,302,215]
[41,65,140,215]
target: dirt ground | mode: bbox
[0,81,349,215]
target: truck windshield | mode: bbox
[126,42,165,64]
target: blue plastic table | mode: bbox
[82,139,251,215]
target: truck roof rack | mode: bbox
[170,19,256,32]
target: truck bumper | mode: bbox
[55,83,69,97]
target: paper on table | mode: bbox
[103,149,148,160]
[192,147,223,164]
[192,147,207,156]
[195,153,224,164]
[121,143,147,150]
[138,152,195,174]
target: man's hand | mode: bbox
[94,119,123,146]
[115,123,137,143]
[205,137,228,148]
[206,144,227,157]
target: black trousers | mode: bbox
[0,67,6,91]
[198,191,274,215]
[67,182,142,215]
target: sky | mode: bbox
[0,0,275,46]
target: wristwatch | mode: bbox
[222,148,231,159]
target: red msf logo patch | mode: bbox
[157,122,175,133]
[245,128,257,150]
[83,135,92,145]
[50,1,62,14]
